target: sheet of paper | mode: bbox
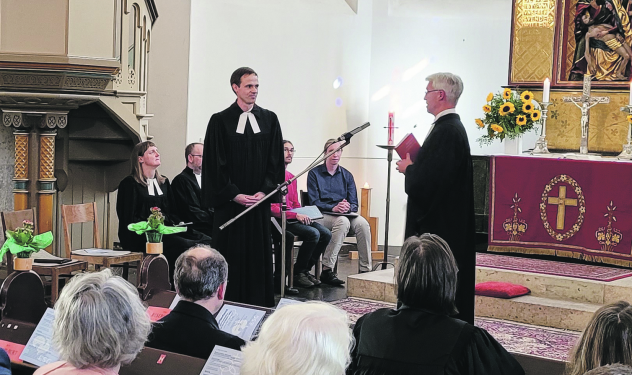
[215,304,265,341]
[19,308,60,366]
[288,206,324,220]
[0,339,25,363]
[276,298,303,310]
[168,294,182,310]
[72,249,131,257]
[147,306,171,322]
[200,346,243,375]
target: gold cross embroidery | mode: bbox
[547,185,578,230]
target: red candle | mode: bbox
[388,112,395,145]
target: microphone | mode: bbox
[336,122,371,142]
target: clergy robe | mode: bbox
[202,101,284,307]
[171,167,213,237]
[347,307,524,375]
[116,175,212,278]
[404,113,476,324]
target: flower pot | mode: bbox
[146,232,163,243]
[14,257,33,271]
[146,242,163,254]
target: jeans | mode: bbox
[272,221,332,279]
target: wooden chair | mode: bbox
[61,202,143,286]
[0,208,88,304]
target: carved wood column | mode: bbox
[38,130,56,249]
[13,130,29,211]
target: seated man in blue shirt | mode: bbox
[307,139,372,285]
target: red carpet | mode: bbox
[477,253,632,282]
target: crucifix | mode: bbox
[562,74,609,154]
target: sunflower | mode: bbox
[503,88,512,100]
[483,105,492,113]
[491,124,503,133]
[627,115,632,124]
[486,92,494,102]
[520,91,534,102]
[530,110,541,121]
[475,119,484,128]
[522,101,534,113]
[516,115,527,126]
[499,102,515,116]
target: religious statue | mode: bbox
[572,99,602,153]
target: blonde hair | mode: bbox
[130,141,165,185]
[53,269,151,369]
[566,301,632,375]
[240,302,353,375]
[426,72,464,105]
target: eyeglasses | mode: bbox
[284,148,296,154]
[425,89,444,96]
[190,154,203,158]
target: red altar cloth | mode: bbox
[489,155,632,267]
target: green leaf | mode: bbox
[30,232,53,249]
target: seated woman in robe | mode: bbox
[34,269,150,375]
[347,234,524,375]
[566,300,632,375]
[240,301,353,375]
[116,141,212,277]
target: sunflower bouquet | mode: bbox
[476,88,542,145]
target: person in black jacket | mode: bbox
[348,234,524,375]
[146,245,245,359]
[171,143,213,238]
[396,72,475,324]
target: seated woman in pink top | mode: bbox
[34,269,151,375]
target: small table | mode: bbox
[71,252,144,286]
[32,260,88,304]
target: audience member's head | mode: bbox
[567,301,632,375]
[396,233,459,316]
[185,142,204,173]
[584,364,632,375]
[174,245,228,314]
[130,140,164,185]
[52,269,151,371]
[425,72,463,106]
[240,302,353,375]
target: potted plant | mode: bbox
[0,220,53,271]
[475,88,542,146]
[127,207,186,254]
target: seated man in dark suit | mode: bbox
[171,143,213,237]
[146,245,245,359]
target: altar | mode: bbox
[488,155,632,267]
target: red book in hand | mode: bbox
[395,133,420,162]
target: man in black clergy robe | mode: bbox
[171,142,213,238]
[396,72,476,324]
[202,67,284,307]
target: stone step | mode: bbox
[477,266,632,305]
[476,295,600,331]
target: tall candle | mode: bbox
[388,112,395,145]
[543,78,550,103]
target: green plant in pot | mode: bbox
[127,207,186,254]
[0,220,53,271]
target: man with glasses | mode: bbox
[171,142,214,237]
[271,140,332,291]
[395,72,476,324]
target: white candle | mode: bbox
[543,78,550,103]
[363,182,370,189]
[629,80,632,105]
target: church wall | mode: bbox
[0,0,68,55]
[145,0,191,180]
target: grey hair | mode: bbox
[174,244,228,301]
[240,301,353,375]
[584,364,632,375]
[52,269,151,369]
[426,72,464,105]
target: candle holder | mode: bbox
[618,105,632,160]
[531,101,551,155]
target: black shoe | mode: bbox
[320,269,345,285]
[294,272,315,288]
[285,286,299,295]
[305,272,322,286]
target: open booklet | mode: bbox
[200,346,243,375]
[19,308,60,366]
[215,303,267,341]
[322,211,358,217]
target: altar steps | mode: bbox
[347,258,632,331]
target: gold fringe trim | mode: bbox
[488,246,632,268]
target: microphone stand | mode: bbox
[220,139,354,297]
